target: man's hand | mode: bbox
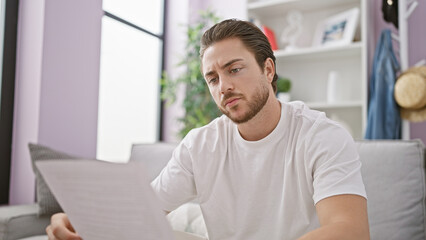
[46,213,82,240]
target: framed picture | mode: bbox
[312,8,359,47]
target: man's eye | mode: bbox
[230,68,241,73]
[208,78,218,84]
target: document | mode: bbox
[36,159,176,240]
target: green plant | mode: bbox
[161,10,221,139]
[276,77,292,93]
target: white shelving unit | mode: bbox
[248,0,367,139]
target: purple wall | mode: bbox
[9,0,44,205]
[369,0,426,144]
[406,1,426,144]
[38,0,102,154]
[9,0,102,204]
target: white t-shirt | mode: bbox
[152,101,366,240]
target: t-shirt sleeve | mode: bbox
[151,141,197,212]
[307,119,367,205]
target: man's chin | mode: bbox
[224,111,254,124]
[230,117,251,124]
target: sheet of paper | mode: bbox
[36,159,175,240]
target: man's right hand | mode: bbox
[46,213,82,240]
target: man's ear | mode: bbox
[264,58,275,83]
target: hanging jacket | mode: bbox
[365,29,401,139]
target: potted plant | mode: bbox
[276,76,292,102]
[161,10,221,139]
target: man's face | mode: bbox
[202,38,274,124]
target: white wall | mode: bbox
[202,0,247,20]
[9,0,102,204]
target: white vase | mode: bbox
[277,92,291,102]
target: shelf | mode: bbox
[274,42,362,61]
[306,101,363,109]
[248,0,359,17]
[248,0,367,138]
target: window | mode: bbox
[97,1,165,162]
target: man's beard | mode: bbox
[219,83,270,124]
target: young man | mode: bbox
[47,19,369,240]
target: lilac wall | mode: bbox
[9,0,44,204]
[406,1,426,144]
[369,0,426,144]
[9,0,102,204]
[38,0,102,154]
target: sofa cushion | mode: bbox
[356,140,426,240]
[29,143,80,216]
[18,236,47,240]
[130,142,177,181]
[0,204,50,240]
[130,143,208,237]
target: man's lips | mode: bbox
[224,97,240,107]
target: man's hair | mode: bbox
[200,19,278,93]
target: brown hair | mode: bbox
[200,19,278,93]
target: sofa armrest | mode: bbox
[0,204,50,240]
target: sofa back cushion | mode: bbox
[356,140,426,240]
[28,142,175,217]
[130,143,177,181]
[29,143,80,216]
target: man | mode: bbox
[47,19,370,240]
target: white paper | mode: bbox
[36,159,175,240]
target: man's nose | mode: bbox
[220,76,234,94]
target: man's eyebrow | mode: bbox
[204,70,215,78]
[204,59,244,78]
[221,58,243,70]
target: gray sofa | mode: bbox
[0,140,425,240]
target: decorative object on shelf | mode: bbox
[161,10,221,138]
[249,18,262,29]
[262,24,278,50]
[312,7,359,48]
[394,66,426,122]
[280,10,303,51]
[276,76,292,102]
[327,70,339,103]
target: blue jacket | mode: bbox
[365,29,401,139]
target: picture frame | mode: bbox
[312,8,359,47]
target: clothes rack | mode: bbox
[397,0,422,139]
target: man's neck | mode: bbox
[237,96,281,141]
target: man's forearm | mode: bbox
[298,222,370,240]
